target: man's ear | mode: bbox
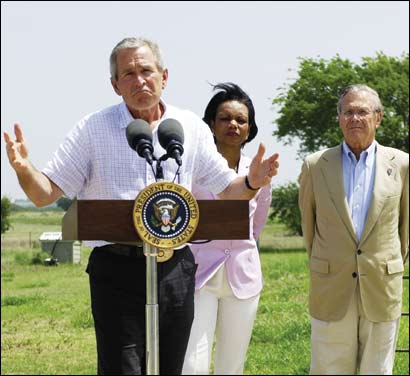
[375,111,383,128]
[111,78,121,96]
[161,68,169,89]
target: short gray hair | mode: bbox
[337,84,383,114]
[109,37,164,81]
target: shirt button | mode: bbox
[352,272,358,278]
[357,249,362,255]
[224,249,230,255]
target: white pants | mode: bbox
[310,286,400,375]
[182,265,260,375]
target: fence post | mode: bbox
[395,250,409,356]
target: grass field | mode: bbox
[1,211,409,375]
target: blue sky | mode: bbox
[1,1,409,199]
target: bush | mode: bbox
[56,196,73,211]
[270,183,302,236]
[1,196,12,234]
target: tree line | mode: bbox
[1,196,72,234]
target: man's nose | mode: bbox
[134,75,146,86]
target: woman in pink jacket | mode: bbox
[182,83,272,374]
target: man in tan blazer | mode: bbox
[299,84,409,375]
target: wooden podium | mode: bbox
[62,199,249,241]
[62,198,249,374]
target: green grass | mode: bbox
[1,211,409,375]
[1,246,96,375]
[258,221,304,251]
[246,251,311,375]
[1,211,63,249]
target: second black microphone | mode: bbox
[158,118,184,166]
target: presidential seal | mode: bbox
[133,182,200,253]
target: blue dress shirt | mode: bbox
[342,141,377,241]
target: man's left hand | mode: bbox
[248,143,279,189]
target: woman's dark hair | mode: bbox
[203,82,258,145]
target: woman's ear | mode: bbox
[210,120,216,135]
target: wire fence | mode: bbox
[1,231,42,249]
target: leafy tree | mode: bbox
[270,183,302,236]
[1,196,12,234]
[56,196,73,211]
[273,53,409,157]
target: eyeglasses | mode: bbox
[341,109,375,119]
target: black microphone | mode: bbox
[126,119,154,165]
[158,119,184,166]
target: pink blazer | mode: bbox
[190,154,272,299]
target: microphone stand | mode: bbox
[144,157,165,375]
[145,240,159,375]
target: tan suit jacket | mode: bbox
[299,143,409,322]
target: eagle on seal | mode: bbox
[153,201,179,227]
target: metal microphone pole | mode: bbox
[145,242,159,375]
[145,159,164,375]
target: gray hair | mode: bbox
[337,84,383,114]
[109,37,164,81]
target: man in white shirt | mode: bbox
[4,37,279,375]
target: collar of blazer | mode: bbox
[318,142,398,245]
